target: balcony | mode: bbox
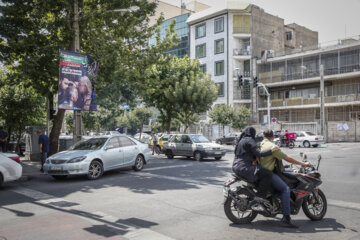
[233,70,251,79]
[259,94,360,108]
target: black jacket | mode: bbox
[232,127,272,182]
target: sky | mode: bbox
[160,0,360,43]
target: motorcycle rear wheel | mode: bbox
[302,189,327,221]
[288,141,295,149]
[224,189,257,224]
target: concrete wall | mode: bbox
[327,121,360,142]
[285,23,318,50]
[250,5,285,59]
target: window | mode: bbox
[119,136,136,147]
[286,31,292,40]
[106,137,120,149]
[215,82,224,97]
[196,44,206,58]
[214,17,224,33]
[215,39,224,54]
[181,135,192,143]
[215,60,224,76]
[200,64,206,73]
[195,23,206,38]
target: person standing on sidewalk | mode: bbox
[151,132,158,155]
[37,130,49,172]
[0,126,8,152]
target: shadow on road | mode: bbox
[1,206,34,217]
[229,217,357,234]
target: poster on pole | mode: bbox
[58,49,99,111]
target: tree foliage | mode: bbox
[231,106,251,130]
[0,77,45,152]
[0,0,177,154]
[209,105,251,132]
[145,55,217,132]
[116,107,153,137]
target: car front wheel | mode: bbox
[194,151,203,161]
[133,155,145,171]
[87,160,104,180]
[303,141,311,148]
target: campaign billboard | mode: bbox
[58,49,98,111]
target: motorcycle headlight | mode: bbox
[67,156,87,163]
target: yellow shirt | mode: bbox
[260,139,288,171]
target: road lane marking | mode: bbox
[11,187,175,240]
[327,199,360,211]
[145,164,192,171]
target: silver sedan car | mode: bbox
[44,135,151,180]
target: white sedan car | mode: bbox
[0,153,23,186]
[44,135,151,180]
[295,131,325,148]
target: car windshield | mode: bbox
[190,135,210,143]
[71,138,108,150]
[305,132,316,136]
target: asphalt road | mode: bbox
[1,143,360,240]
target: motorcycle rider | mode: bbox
[260,129,310,228]
[232,126,279,204]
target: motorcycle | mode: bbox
[223,153,327,224]
[274,137,295,149]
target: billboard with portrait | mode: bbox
[58,49,98,111]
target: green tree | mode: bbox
[231,106,251,130]
[0,0,177,154]
[209,105,234,134]
[0,81,44,153]
[145,56,217,132]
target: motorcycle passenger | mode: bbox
[260,129,310,228]
[232,126,279,204]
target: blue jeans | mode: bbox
[40,152,47,169]
[271,173,290,216]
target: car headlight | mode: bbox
[45,159,50,164]
[67,156,87,163]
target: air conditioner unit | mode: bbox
[267,50,274,58]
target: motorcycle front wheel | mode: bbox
[288,141,295,149]
[302,189,327,221]
[224,189,257,224]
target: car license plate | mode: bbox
[51,166,62,170]
[216,152,222,155]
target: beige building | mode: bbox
[256,36,360,142]
[148,0,210,27]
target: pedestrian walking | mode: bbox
[0,126,8,153]
[37,130,49,172]
[151,132,158,155]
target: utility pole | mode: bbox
[73,0,82,143]
[320,64,326,142]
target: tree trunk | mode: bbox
[49,109,65,156]
[166,119,171,133]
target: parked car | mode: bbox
[295,131,325,148]
[154,134,172,153]
[215,132,242,145]
[43,135,151,180]
[162,134,226,161]
[133,133,152,143]
[0,153,22,186]
[2,152,21,163]
[8,135,26,156]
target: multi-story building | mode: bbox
[186,0,318,139]
[256,36,360,142]
[148,1,210,58]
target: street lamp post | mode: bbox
[257,83,271,129]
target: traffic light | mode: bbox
[253,77,258,88]
[238,75,243,87]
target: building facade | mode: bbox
[256,37,360,142]
[186,1,318,139]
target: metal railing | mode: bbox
[259,94,360,108]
